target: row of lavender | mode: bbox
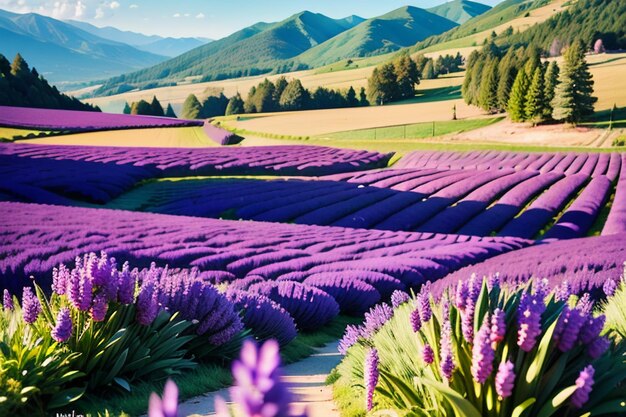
[0,202,529,323]
[0,143,392,204]
[395,150,624,176]
[120,164,624,238]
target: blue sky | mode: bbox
[0,0,503,38]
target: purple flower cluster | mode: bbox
[51,308,73,343]
[516,289,546,352]
[471,317,495,383]
[148,379,179,417]
[490,308,506,346]
[495,361,515,398]
[390,290,410,308]
[22,287,41,324]
[422,344,434,364]
[439,319,454,380]
[338,303,394,354]
[455,277,480,343]
[364,348,379,412]
[3,289,13,311]
[227,340,292,417]
[571,365,595,408]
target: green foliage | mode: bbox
[122,102,131,115]
[602,270,626,341]
[225,94,245,116]
[0,302,84,416]
[508,69,529,122]
[496,49,519,111]
[181,94,203,119]
[524,66,546,125]
[0,53,99,111]
[150,96,165,117]
[130,100,152,116]
[551,42,597,124]
[478,58,499,113]
[279,79,309,111]
[543,61,559,118]
[394,55,420,100]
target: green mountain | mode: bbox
[0,9,166,83]
[97,12,364,95]
[427,0,492,24]
[296,6,458,67]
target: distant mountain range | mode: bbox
[65,20,212,57]
[0,0,493,88]
[0,9,168,83]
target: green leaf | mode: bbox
[511,398,536,417]
[536,385,577,417]
[47,387,86,409]
[114,377,132,392]
[415,377,482,417]
[588,399,626,416]
[379,369,422,407]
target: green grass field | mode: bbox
[316,117,503,141]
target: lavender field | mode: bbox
[1,121,625,416]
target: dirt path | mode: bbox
[178,341,343,417]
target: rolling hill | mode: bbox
[66,20,211,57]
[95,11,365,95]
[427,0,492,24]
[0,9,167,83]
[296,6,459,67]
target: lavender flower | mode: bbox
[471,317,495,383]
[338,325,363,355]
[579,315,605,344]
[495,361,515,398]
[555,280,571,302]
[571,365,594,408]
[230,339,291,417]
[490,308,506,346]
[422,344,434,365]
[461,302,475,344]
[440,319,454,380]
[361,303,394,339]
[117,263,136,305]
[51,308,73,343]
[555,307,585,352]
[3,289,13,311]
[364,348,379,412]
[410,307,422,333]
[148,379,178,417]
[602,279,617,297]
[577,293,593,316]
[91,292,109,322]
[418,292,432,323]
[52,265,69,296]
[455,280,469,311]
[391,290,409,308]
[136,278,159,326]
[22,287,41,324]
[517,291,544,352]
[77,270,93,312]
[587,336,610,359]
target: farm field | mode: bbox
[2,0,626,415]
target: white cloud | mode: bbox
[129,4,138,8]
[195,12,205,19]
[0,0,123,20]
[172,12,181,18]
[109,1,119,9]
[183,13,190,17]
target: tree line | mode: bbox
[123,96,177,118]
[179,77,369,119]
[0,53,99,112]
[367,53,464,105]
[462,41,596,125]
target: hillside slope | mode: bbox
[427,0,492,24]
[0,9,166,82]
[297,6,458,67]
[96,11,364,95]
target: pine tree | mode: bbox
[552,42,597,124]
[150,96,164,116]
[130,99,152,115]
[165,103,177,118]
[422,60,436,80]
[359,87,369,106]
[10,53,28,76]
[466,57,485,106]
[273,77,288,103]
[524,66,545,125]
[123,102,131,114]
[181,94,203,119]
[478,58,499,113]
[462,50,480,105]
[508,70,530,122]
[543,61,559,118]
[367,63,400,105]
[225,94,244,115]
[345,86,359,107]
[496,49,518,112]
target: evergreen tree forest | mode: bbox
[0,53,100,112]
[462,42,596,125]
